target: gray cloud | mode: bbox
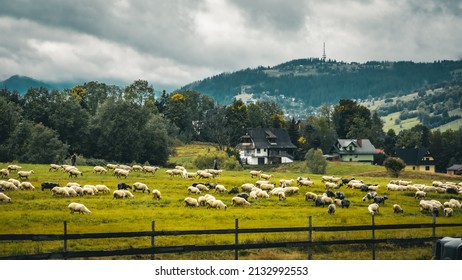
[0,0,461,88]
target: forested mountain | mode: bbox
[180,59,462,111]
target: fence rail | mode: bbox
[1,215,461,260]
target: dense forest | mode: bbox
[180,59,462,107]
[1,80,461,173]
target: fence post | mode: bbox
[63,221,67,260]
[371,215,376,260]
[235,218,239,260]
[151,221,155,260]
[308,216,313,260]
[432,212,436,255]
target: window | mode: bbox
[425,166,430,171]
[257,148,260,153]
[412,166,416,170]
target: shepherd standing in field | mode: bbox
[71,153,77,166]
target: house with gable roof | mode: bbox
[447,164,462,175]
[394,148,436,173]
[330,139,378,164]
[236,128,297,165]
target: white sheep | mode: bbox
[249,191,258,199]
[321,196,333,205]
[64,187,78,197]
[133,182,150,193]
[7,164,22,172]
[367,185,380,191]
[68,168,83,178]
[107,163,119,170]
[368,203,380,216]
[93,166,108,174]
[95,184,111,194]
[184,197,199,207]
[113,168,129,179]
[0,168,9,178]
[249,170,262,178]
[283,186,299,196]
[82,185,97,196]
[8,178,21,188]
[18,170,34,179]
[444,208,454,217]
[195,184,210,193]
[393,204,404,214]
[113,189,126,199]
[259,173,272,180]
[297,179,315,187]
[187,186,201,195]
[214,184,227,193]
[414,190,427,199]
[279,179,295,187]
[241,183,256,192]
[255,180,270,187]
[256,190,269,199]
[270,187,284,196]
[305,191,318,201]
[0,181,18,191]
[232,196,251,207]
[325,182,339,190]
[152,189,162,200]
[68,203,91,215]
[51,187,70,197]
[132,165,143,171]
[450,199,461,208]
[259,183,275,191]
[278,192,286,201]
[0,192,11,202]
[208,199,227,210]
[19,182,36,191]
[327,204,336,215]
[48,164,62,172]
[143,166,159,174]
[123,190,134,199]
[70,185,84,196]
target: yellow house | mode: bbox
[394,148,436,173]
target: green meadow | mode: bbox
[1,144,461,260]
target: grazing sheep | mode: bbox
[278,192,286,201]
[228,187,239,194]
[208,199,227,210]
[279,179,295,187]
[327,204,336,215]
[20,182,36,191]
[93,166,108,174]
[68,169,83,178]
[106,164,119,170]
[232,196,251,207]
[214,184,227,193]
[325,182,339,190]
[449,199,461,208]
[131,165,143,171]
[117,182,132,190]
[325,190,335,198]
[143,166,159,174]
[297,178,315,187]
[393,204,404,214]
[69,185,83,196]
[260,183,275,191]
[0,181,17,191]
[315,197,325,207]
[95,184,111,194]
[184,197,199,207]
[259,173,272,180]
[152,189,162,200]
[249,191,258,200]
[367,185,380,191]
[122,190,134,199]
[241,183,255,192]
[256,190,269,199]
[82,185,97,196]
[113,168,129,179]
[195,184,210,193]
[7,178,21,188]
[51,187,70,197]
[283,186,299,196]
[334,198,343,207]
[68,203,91,215]
[41,182,60,191]
[305,191,318,201]
[7,165,22,172]
[0,192,12,202]
[444,208,454,217]
[362,191,377,202]
[249,170,262,178]
[17,170,34,180]
[187,186,201,195]
[341,199,351,208]
[335,191,346,200]
[321,196,333,205]
[373,196,388,205]
[237,193,250,201]
[113,189,127,199]
[0,168,9,178]
[415,191,427,199]
[133,182,150,193]
[368,203,380,216]
[197,171,214,179]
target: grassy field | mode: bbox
[1,144,462,260]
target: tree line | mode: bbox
[1,81,461,172]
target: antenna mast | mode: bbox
[322,42,326,61]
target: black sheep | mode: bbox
[117,182,132,190]
[335,191,345,200]
[360,185,370,192]
[315,197,325,207]
[373,196,388,205]
[325,190,335,198]
[237,193,249,201]
[228,187,239,194]
[341,199,350,208]
[41,182,60,191]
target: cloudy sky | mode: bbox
[1,0,461,90]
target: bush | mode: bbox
[193,150,243,171]
[383,157,406,177]
[305,148,327,174]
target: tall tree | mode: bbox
[123,79,154,105]
[332,99,371,138]
[225,99,249,146]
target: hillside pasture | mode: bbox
[1,161,461,259]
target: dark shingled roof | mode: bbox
[447,164,462,171]
[394,148,435,165]
[242,128,297,149]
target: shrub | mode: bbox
[305,148,327,174]
[193,150,242,171]
[383,157,406,177]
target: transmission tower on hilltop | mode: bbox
[322,42,327,61]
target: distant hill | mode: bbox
[0,75,52,94]
[179,58,462,118]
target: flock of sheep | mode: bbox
[1,163,462,220]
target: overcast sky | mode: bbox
[1,0,461,90]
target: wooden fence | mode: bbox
[1,215,461,260]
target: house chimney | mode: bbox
[357,139,362,147]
